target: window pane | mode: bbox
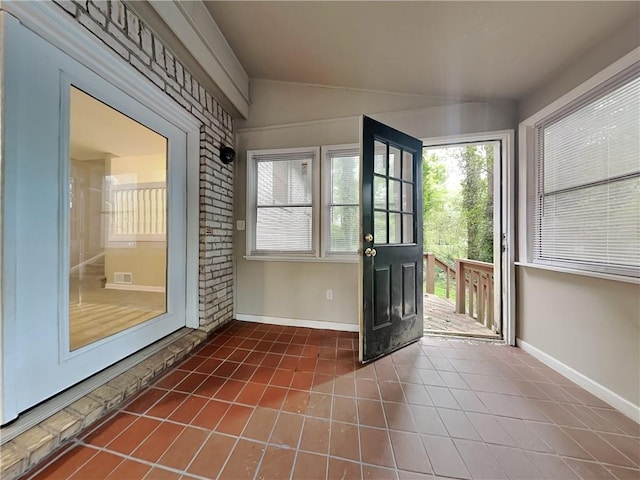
[374,176,387,209]
[256,207,312,251]
[402,151,413,181]
[540,178,639,268]
[374,141,386,174]
[375,211,387,244]
[331,155,359,204]
[389,146,401,178]
[389,213,401,244]
[389,179,401,211]
[330,206,359,252]
[257,158,312,206]
[403,214,414,243]
[402,183,413,212]
[535,71,640,276]
[543,76,640,193]
[69,86,167,351]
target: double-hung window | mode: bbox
[247,145,363,259]
[533,64,640,277]
[247,147,319,255]
[323,146,360,255]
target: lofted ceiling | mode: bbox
[204,1,639,102]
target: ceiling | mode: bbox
[204,1,639,101]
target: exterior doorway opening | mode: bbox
[422,141,502,339]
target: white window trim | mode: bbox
[246,146,320,258]
[321,143,360,259]
[518,48,640,282]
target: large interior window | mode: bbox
[533,65,640,277]
[69,86,168,350]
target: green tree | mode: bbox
[457,145,493,263]
[422,151,466,266]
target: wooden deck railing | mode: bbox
[455,259,495,330]
[423,253,455,299]
[424,253,495,331]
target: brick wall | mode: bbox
[54,0,235,331]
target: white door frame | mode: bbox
[0,3,201,424]
[421,130,516,345]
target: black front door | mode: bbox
[359,116,424,363]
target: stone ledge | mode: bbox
[1,323,225,480]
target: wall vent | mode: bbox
[114,272,133,284]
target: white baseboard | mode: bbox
[235,314,359,332]
[517,338,640,423]
[105,283,165,293]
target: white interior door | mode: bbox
[2,19,187,422]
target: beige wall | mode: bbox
[235,89,516,326]
[109,154,166,183]
[516,21,640,412]
[105,242,166,288]
[517,267,640,406]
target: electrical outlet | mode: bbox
[236,220,246,231]
[326,289,333,300]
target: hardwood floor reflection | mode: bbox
[69,286,165,350]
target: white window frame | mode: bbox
[246,146,320,258]
[321,144,360,258]
[518,48,640,284]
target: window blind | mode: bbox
[533,65,640,277]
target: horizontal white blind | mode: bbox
[534,65,640,277]
[253,150,315,253]
[327,149,360,253]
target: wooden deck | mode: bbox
[423,293,499,338]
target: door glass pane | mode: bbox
[374,141,387,174]
[389,179,402,211]
[375,211,388,244]
[402,183,413,212]
[389,213,401,244]
[374,176,387,209]
[402,151,413,181]
[69,86,167,351]
[403,214,414,243]
[389,146,401,178]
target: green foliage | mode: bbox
[422,151,466,266]
[457,145,494,263]
[423,145,494,299]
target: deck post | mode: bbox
[425,253,435,294]
[455,259,465,314]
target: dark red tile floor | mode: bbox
[26,321,640,479]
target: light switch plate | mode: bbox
[236,220,246,231]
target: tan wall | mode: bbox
[517,267,640,406]
[109,154,166,183]
[105,242,166,288]
[235,94,516,326]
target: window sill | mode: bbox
[243,255,358,264]
[514,261,640,285]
